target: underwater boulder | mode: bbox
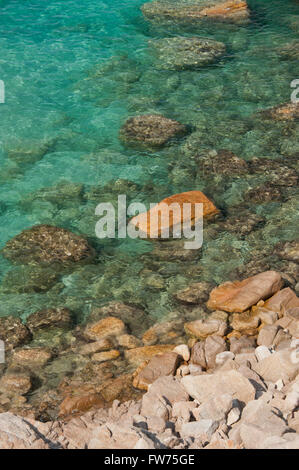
[141,0,250,25]
[2,225,95,265]
[149,37,226,70]
[119,114,188,149]
[0,316,31,351]
[258,102,299,121]
[26,307,72,333]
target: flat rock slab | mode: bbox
[129,190,219,239]
[207,270,282,313]
[181,370,256,404]
[149,37,226,70]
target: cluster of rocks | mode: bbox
[1,269,299,448]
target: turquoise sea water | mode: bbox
[0,0,298,323]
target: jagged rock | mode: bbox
[257,325,280,347]
[204,335,227,369]
[231,400,288,449]
[149,37,225,70]
[182,370,255,404]
[262,287,299,316]
[119,114,187,148]
[0,316,31,351]
[207,271,283,313]
[190,341,207,369]
[0,413,51,449]
[26,308,72,332]
[276,308,299,337]
[215,351,235,367]
[88,422,163,449]
[255,345,272,362]
[141,376,189,419]
[230,310,260,335]
[195,393,233,421]
[2,225,94,265]
[133,352,180,391]
[253,349,299,383]
[229,336,256,354]
[173,344,190,362]
[181,419,219,441]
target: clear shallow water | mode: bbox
[0,0,298,322]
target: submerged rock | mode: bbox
[89,302,151,337]
[174,281,212,304]
[197,149,249,177]
[129,190,219,238]
[26,308,72,333]
[125,345,175,366]
[0,266,59,294]
[0,317,31,351]
[142,0,250,25]
[119,114,187,149]
[275,240,299,264]
[258,102,299,121]
[84,317,126,342]
[2,225,95,265]
[149,37,226,71]
[207,271,283,313]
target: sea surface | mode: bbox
[0,0,298,324]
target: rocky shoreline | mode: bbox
[1,269,299,449]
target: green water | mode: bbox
[0,0,298,323]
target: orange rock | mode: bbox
[207,271,283,313]
[263,288,299,317]
[59,392,105,417]
[125,344,175,366]
[129,190,219,239]
[259,102,299,121]
[84,316,126,341]
[91,350,120,363]
[200,0,250,22]
[11,347,52,368]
